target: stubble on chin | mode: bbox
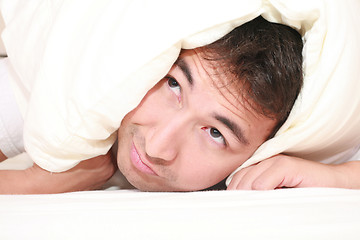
[116,123,183,191]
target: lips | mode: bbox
[130,142,157,175]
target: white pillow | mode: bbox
[1,0,360,184]
[0,12,5,56]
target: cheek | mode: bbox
[129,81,169,123]
[176,151,238,190]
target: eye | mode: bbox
[167,76,181,97]
[202,127,226,146]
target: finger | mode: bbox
[251,158,303,190]
[227,166,254,190]
[227,161,270,190]
[251,167,288,190]
[236,161,277,190]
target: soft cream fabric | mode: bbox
[1,0,360,189]
[0,0,261,171]
[0,12,5,56]
[0,58,24,158]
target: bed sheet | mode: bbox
[1,188,360,240]
[1,154,360,239]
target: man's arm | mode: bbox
[227,154,360,190]
[0,152,116,194]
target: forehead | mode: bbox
[178,49,256,117]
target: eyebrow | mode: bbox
[174,58,193,86]
[214,114,250,146]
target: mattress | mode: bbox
[1,154,360,239]
[1,188,360,239]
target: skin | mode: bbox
[0,152,115,194]
[227,154,360,190]
[116,49,277,191]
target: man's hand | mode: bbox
[0,152,117,194]
[227,154,360,190]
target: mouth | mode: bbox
[130,142,157,176]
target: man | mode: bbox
[115,16,303,191]
[1,16,304,193]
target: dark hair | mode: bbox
[201,16,303,137]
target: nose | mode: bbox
[145,114,188,162]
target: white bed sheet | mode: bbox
[2,155,360,239]
[1,188,360,240]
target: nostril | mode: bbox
[145,152,171,165]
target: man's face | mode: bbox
[117,49,276,191]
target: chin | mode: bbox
[119,169,196,192]
[124,174,180,192]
